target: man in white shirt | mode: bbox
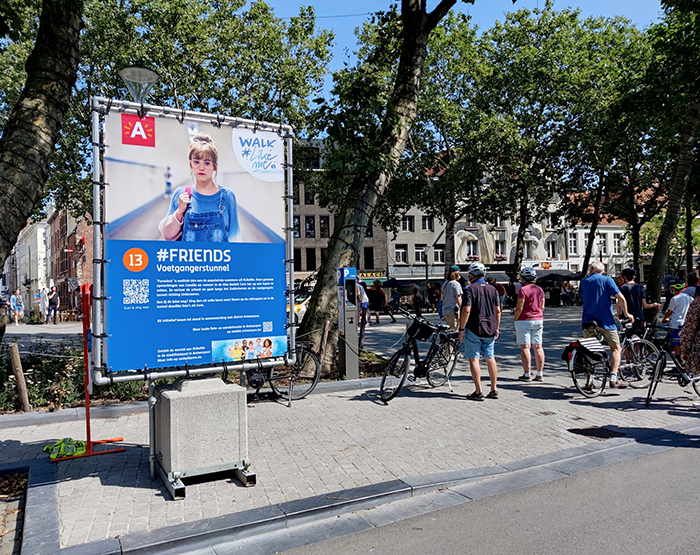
[663,282,692,356]
[441,265,463,330]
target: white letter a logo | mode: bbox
[131,121,147,140]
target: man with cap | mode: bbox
[618,268,660,333]
[441,265,463,330]
[458,262,501,401]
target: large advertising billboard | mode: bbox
[103,109,288,372]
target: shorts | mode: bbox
[515,319,543,345]
[444,310,459,330]
[462,329,495,359]
[583,326,620,346]
[670,328,681,346]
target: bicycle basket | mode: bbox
[407,320,435,342]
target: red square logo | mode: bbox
[121,114,156,147]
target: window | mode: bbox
[495,240,506,256]
[395,244,408,264]
[569,233,578,256]
[545,214,554,229]
[363,247,375,270]
[494,215,504,228]
[401,215,415,232]
[422,216,434,232]
[321,248,328,264]
[524,241,533,260]
[571,264,579,273]
[365,221,373,238]
[320,215,330,238]
[305,248,316,271]
[466,240,479,258]
[292,186,299,205]
[614,263,622,275]
[293,215,301,238]
[433,244,445,264]
[294,248,302,272]
[584,233,590,252]
[415,245,427,264]
[613,233,622,255]
[305,215,315,238]
[304,187,315,205]
[466,214,477,228]
[599,233,608,256]
[546,240,557,259]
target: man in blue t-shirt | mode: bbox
[580,261,634,388]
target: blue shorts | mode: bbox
[515,319,543,345]
[670,328,681,346]
[462,329,495,359]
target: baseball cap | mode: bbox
[449,264,460,272]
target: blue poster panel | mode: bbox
[103,111,288,372]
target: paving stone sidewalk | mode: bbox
[1,307,698,549]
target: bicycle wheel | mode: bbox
[426,338,459,387]
[645,353,665,406]
[380,349,411,402]
[570,348,607,398]
[627,339,659,385]
[270,344,321,400]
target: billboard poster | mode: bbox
[103,109,288,372]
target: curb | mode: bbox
[14,420,700,555]
[0,378,383,430]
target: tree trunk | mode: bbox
[0,0,83,269]
[686,197,694,276]
[298,1,456,360]
[647,101,700,302]
[512,187,529,275]
[631,223,641,278]
[580,174,606,275]
[443,213,456,279]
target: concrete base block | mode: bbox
[155,377,248,476]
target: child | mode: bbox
[229,342,243,361]
[662,282,691,355]
[159,134,242,242]
[261,338,273,358]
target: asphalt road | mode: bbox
[282,446,700,555]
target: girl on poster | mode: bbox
[159,134,242,242]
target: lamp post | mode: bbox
[118,66,159,105]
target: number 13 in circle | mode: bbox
[123,248,149,272]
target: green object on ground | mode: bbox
[43,438,87,459]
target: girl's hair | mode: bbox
[373,280,382,288]
[188,133,218,164]
[263,338,272,347]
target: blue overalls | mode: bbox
[182,190,226,242]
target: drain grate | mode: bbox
[567,426,626,440]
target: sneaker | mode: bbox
[518,374,532,382]
[609,380,628,389]
[467,391,484,401]
[486,390,499,399]
[534,375,543,382]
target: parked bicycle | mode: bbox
[379,308,460,403]
[222,342,321,406]
[562,319,659,398]
[645,324,700,406]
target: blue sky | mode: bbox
[262,0,664,71]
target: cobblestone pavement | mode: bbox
[1,307,698,548]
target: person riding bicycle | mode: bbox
[618,267,660,333]
[458,262,501,401]
[580,261,634,389]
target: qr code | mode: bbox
[262,321,273,333]
[123,279,149,304]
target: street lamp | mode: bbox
[119,66,159,104]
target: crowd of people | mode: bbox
[360,260,700,402]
